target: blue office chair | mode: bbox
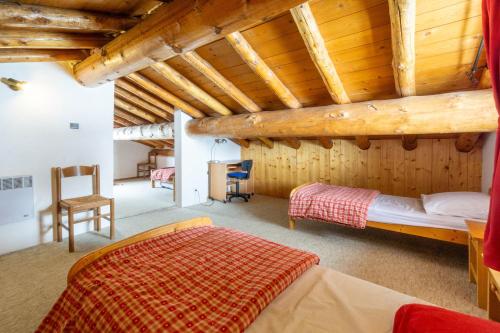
[227,160,253,202]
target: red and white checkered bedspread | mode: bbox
[37,226,319,333]
[289,183,380,229]
[150,167,175,183]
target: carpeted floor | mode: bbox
[0,194,484,333]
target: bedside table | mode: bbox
[466,219,487,309]
[488,268,500,321]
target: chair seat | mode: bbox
[60,194,111,211]
[227,172,248,180]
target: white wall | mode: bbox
[482,131,497,193]
[113,141,151,179]
[0,63,114,255]
[174,110,240,207]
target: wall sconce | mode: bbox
[1,77,27,91]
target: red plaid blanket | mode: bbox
[289,183,380,228]
[151,167,175,183]
[37,226,319,333]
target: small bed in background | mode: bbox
[289,183,489,245]
[150,167,175,192]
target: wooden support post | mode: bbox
[74,0,305,85]
[402,135,418,150]
[355,136,371,150]
[318,137,334,149]
[186,90,497,138]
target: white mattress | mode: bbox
[367,194,471,231]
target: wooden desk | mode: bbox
[208,160,254,203]
[466,219,487,309]
[488,268,500,321]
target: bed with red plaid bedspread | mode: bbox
[151,167,175,183]
[36,226,319,333]
[289,183,380,229]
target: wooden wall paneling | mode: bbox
[252,142,264,194]
[296,141,309,188]
[392,140,406,196]
[431,139,450,193]
[415,139,433,195]
[380,140,394,195]
[329,139,342,186]
[319,143,331,184]
[404,148,418,197]
[448,142,469,191]
[356,143,369,189]
[367,140,382,191]
[467,144,482,192]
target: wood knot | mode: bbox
[367,104,378,111]
[213,26,222,34]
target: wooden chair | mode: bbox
[52,165,115,252]
[137,151,157,178]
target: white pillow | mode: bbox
[421,192,490,220]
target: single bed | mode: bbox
[150,167,175,194]
[288,183,485,245]
[38,217,423,333]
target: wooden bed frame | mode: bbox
[288,183,468,245]
[67,217,213,284]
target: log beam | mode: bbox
[115,109,147,125]
[290,3,350,104]
[284,138,301,150]
[226,32,302,109]
[258,137,274,149]
[0,49,86,63]
[74,0,304,86]
[231,139,250,148]
[127,73,205,119]
[388,0,416,96]
[318,137,333,149]
[455,133,481,153]
[116,79,174,115]
[151,62,232,116]
[115,98,158,123]
[115,86,171,121]
[186,90,498,138]
[0,30,110,49]
[355,136,371,150]
[402,134,418,150]
[0,2,137,33]
[113,123,173,141]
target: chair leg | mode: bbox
[109,199,115,240]
[57,207,63,242]
[68,208,75,252]
[96,207,101,231]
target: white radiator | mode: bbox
[0,175,34,225]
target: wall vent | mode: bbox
[0,175,34,225]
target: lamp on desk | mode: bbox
[210,138,227,162]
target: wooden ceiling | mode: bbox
[0,0,491,151]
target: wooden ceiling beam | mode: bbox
[290,3,350,104]
[115,108,148,125]
[186,90,497,138]
[231,139,250,148]
[74,0,305,86]
[115,98,158,123]
[181,51,261,113]
[134,140,156,148]
[180,51,277,148]
[0,2,137,33]
[388,0,416,96]
[402,135,418,151]
[151,62,232,116]
[115,86,171,121]
[284,138,301,150]
[116,79,174,115]
[127,73,205,119]
[0,30,111,49]
[258,137,274,149]
[226,32,302,109]
[0,49,86,63]
[455,133,481,153]
[355,136,371,150]
[318,137,333,149]
[113,117,130,127]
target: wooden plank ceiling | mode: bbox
[0,0,490,150]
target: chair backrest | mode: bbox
[54,165,100,201]
[241,160,253,179]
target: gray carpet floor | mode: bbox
[0,193,485,333]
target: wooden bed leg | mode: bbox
[289,218,296,230]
